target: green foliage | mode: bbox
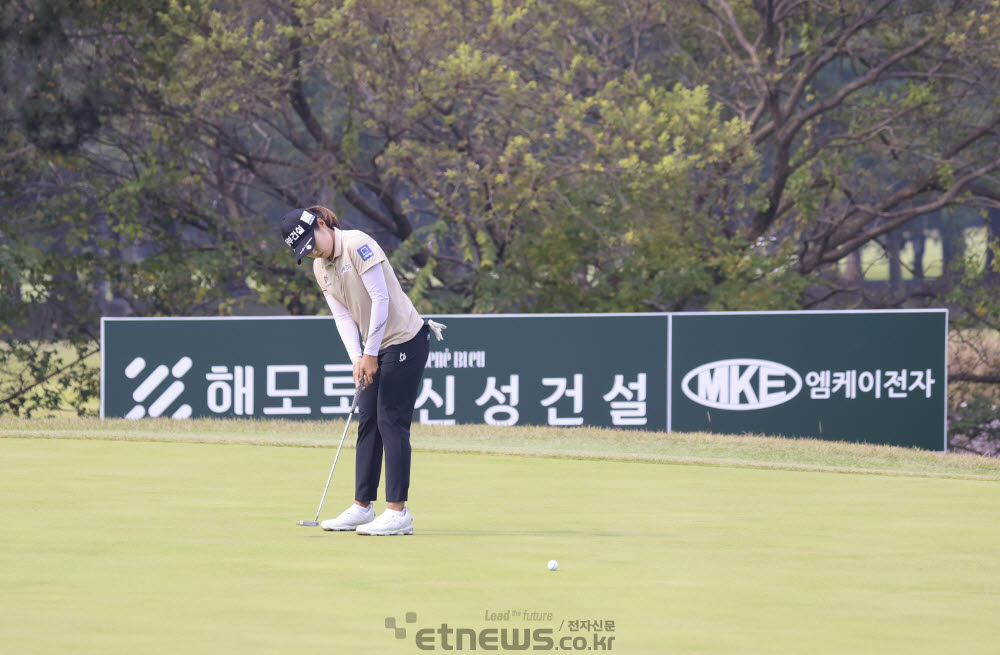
[4,0,1000,415]
[950,390,1000,453]
[0,0,303,416]
[0,342,98,418]
[947,246,1000,332]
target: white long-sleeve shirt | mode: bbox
[325,264,390,360]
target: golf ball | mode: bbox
[547,560,559,571]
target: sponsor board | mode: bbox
[669,311,947,450]
[102,315,668,430]
[102,310,947,450]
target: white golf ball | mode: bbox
[547,560,559,571]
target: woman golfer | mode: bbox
[280,206,443,536]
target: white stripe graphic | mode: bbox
[126,405,146,419]
[148,381,185,417]
[172,357,193,378]
[133,365,169,402]
[171,404,192,419]
[125,357,146,379]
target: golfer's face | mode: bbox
[306,224,334,259]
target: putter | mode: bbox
[297,381,366,527]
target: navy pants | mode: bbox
[355,323,430,503]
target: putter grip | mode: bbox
[352,380,366,410]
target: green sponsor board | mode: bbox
[669,310,948,450]
[102,315,668,429]
[102,311,947,450]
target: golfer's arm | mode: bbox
[324,294,363,362]
[360,265,389,357]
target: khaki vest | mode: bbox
[313,229,424,351]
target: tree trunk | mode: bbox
[911,228,926,280]
[887,229,903,296]
[940,215,966,279]
[985,207,1000,282]
[844,249,863,282]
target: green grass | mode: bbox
[4,418,1000,479]
[2,420,999,654]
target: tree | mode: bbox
[85,0,786,311]
[0,0,284,415]
[680,0,1000,301]
[4,0,1000,416]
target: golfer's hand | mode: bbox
[355,354,378,388]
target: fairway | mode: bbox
[1,434,999,655]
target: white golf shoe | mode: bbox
[321,503,376,531]
[356,507,414,536]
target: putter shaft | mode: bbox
[302,383,365,525]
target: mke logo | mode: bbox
[681,359,802,410]
[124,356,193,419]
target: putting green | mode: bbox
[1,436,998,654]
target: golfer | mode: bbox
[280,206,444,536]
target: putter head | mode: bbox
[297,520,320,527]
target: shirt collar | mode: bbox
[320,228,343,266]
